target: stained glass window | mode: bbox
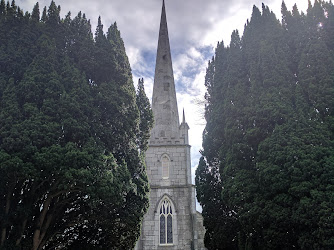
[160,215,166,244]
[167,214,173,243]
[159,198,173,245]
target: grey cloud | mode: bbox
[17,0,283,52]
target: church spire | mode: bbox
[151,0,180,139]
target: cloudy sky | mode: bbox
[17,0,308,210]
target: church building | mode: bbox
[135,1,206,249]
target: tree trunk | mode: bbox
[32,196,52,250]
[38,213,53,250]
[15,218,27,246]
[0,229,6,247]
[0,186,14,246]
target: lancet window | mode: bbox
[162,155,169,179]
[159,198,173,245]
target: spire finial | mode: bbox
[160,0,167,31]
[182,108,186,124]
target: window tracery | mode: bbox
[159,198,173,244]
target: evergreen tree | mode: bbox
[0,0,5,17]
[31,2,39,22]
[0,1,152,249]
[196,157,239,249]
[136,78,154,153]
[41,6,46,22]
[196,1,334,249]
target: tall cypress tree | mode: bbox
[136,78,154,153]
[196,1,334,249]
[31,2,39,22]
[0,1,152,249]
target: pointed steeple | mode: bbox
[180,108,189,130]
[151,0,180,139]
[179,108,189,144]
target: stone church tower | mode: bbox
[135,1,206,249]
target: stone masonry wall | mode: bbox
[137,186,194,250]
[146,144,190,187]
[135,136,197,249]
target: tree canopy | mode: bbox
[0,1,153,249]
[196,1,334,249]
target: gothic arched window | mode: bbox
[162,155,169,179]
[159,198,173,245]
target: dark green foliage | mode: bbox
[31,2,39,22]
[196,157,239,249]
[0,1,152,249]
[196,1,334,249]
[136,78,154,153]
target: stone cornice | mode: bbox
[150,184,195,189]
[148,143,191,148]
